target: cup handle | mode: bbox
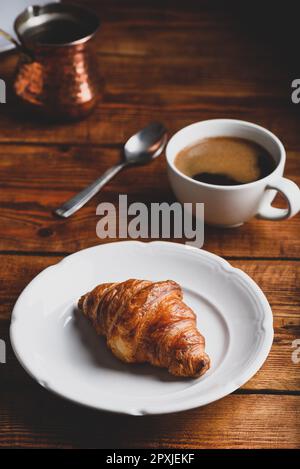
[257,177,300,220]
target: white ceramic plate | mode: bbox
[0,1,60,53]
[10,241,273,415]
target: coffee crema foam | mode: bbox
[175,137,276,186]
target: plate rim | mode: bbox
[10,241,274,415]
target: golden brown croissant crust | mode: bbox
[78,279,210,378]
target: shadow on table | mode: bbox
[2,365,205,448]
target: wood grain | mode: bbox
[0,144,299,257]
[0,0,299,450]
[0,1,299,147]
[0,255,299,392]
[2,316,299,392]
[1,62,299,147]
[0,389,298,448]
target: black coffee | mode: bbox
[23,20,89,45]
[175,137,276,186]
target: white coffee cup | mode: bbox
[166,119,300,227]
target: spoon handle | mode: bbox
[55,162,126,218]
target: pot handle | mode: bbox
[0,28,33,60]
[0,28,23,50]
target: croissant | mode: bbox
[78,279,210,378]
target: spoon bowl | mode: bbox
[124,122,168,164]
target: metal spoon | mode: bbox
[55,122,168,218]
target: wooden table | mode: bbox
[0,0,299,449]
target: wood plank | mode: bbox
[0,389,298,448]
[0,1,298,146]
[1,255,299,392]
[0,144,299,257]
[2,257,299,321]
[0,44,294,104]
[0,0,299,449]
[2,316,299,392]
[231,261,300,317]
[242,315,300,391]
[0,64,298,147]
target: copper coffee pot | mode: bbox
[11,3,100,121]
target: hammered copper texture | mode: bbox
[14,41,99,120]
